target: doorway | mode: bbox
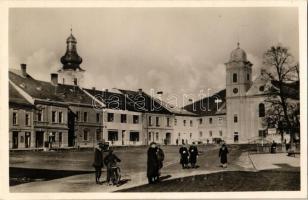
[12,131,18,149]
[25,132,31,148]
[165,132,171,145]
[36,131,44,148]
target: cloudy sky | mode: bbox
[9,7,298,106]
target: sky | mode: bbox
[9,7,299,106]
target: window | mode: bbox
[83,112,88,122]
[96,129,101,141]
[156,132,159,141]
[258,130,267,138]
[121,114,127,123]
[259,103,265,117]
[83,130,88,141]
[233,88,238,94]
[49,132,56,142]
[190,133,192,139]
[209,131,213,137]
[190,120,193,127]
[74,78,78,85]
[174,119,177,126]
[96,113,100,123]
[234,132,239,143]
[76,111,80,121]
[209,118,213,124]
[130,132,139,141]
[156,117,160,126]
[107,113,114,122]
[133,115,139,124]
[199,131,203,138]
[58,112,63,123]
[149,132,152,141]
[37,110,43,122]
[20,136,24,143]
[149,116,152,126]
[108,131,118,141]
[183,120,186,126]
[247,73,250,81]
[233,73,237,83]
[178,132,181,137]
[199,118,203,125]
[219,130,223,136]
[52,111,57,123]
[234,114,238,123]
[59,132,62,143]
[218,117,223,124]
[259,86,265,92]
[167,118,170,127]
[25,113,30,126]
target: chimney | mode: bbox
[20,64,27,77]
[92,87,96,91]
[138,88,142,95]
[51,73,58,85]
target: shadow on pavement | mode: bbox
[10,167,93,186]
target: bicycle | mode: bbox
[110,166,121,186]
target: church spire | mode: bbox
[60,29,84,71]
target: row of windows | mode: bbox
[12,112,31,126]
[107,131,140,142]
[107,113,139,124]
[48,132,63,143]
[177,132,193,139]
[199,117,223,125]
[199,130,223,137]
[51,111,64,123]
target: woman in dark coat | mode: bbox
[147,142,159,184]
[92,143,104,184]
[179,145,189,169]
[219,143,229,168]
[189,142,199,168]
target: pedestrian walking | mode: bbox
[104,149,121,185]
[156,144,165,178]
[147,142,159,184]
[189,142,199,168]
[92,142,104,184]
[219,143,229,168]
[179,144,189,169]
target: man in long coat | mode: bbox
[179,144,189,169]
[147,142,159,184]
[189,142,199,168]
[219,143,229,168]
[92,143,104,184]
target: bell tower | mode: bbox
[225,42,252,98]
[225,43,253,144]
[58,29,85,86]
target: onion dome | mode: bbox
[229,42,247,62]
[60,31,84,71]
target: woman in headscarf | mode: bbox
[147,142,159,184]
[219,143,229,168]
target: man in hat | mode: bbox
[92,142,104,184]
[147,142,159,184]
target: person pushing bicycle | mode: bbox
[104,148,121,186]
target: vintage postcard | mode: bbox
[0,0,307,199]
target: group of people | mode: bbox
[179,142,199,169]
[93,141,230,186]
[147,142,165,184]
[92,142,121,185]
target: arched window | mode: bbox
[233,73,237,83]
[259,103,265,117]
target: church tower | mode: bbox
[225,43,253,143]
[58,30,85,86]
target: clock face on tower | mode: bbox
[233,88,238,94]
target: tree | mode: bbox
[262,45,299,145]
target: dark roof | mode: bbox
[84,88,135,111]
[9,71,93,106]
[183,89,226,116]
[270,80,299,100]
[118,89,173,114]
[9,83,33,107]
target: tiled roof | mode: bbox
[183,89,226,116]
[9,83,33,107]
[118,89,173,114]
[9,70,94,106]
